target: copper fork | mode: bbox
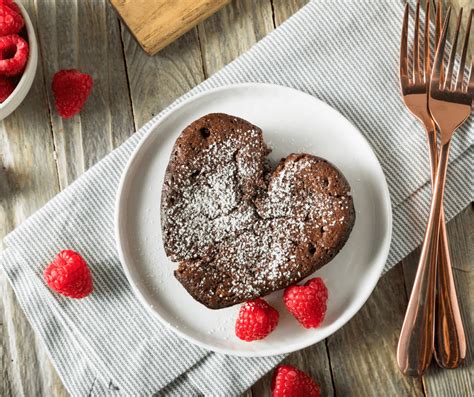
[397,3,470,376]
[432,6,471,371]
[429,7,471,370]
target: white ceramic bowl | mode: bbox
[0,2,38,120]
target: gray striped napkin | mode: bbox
[1,0,473,396]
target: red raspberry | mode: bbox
[235,298,279,341]
[283,277,328,328]
[52,69,93,118]
[0,2,24,36]
[44,250,94,299]
[3,0,21,15]
[0,75,14,102]
[0,34,28,76]
[272,365,320,397]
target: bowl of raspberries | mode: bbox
[0,0,37,120]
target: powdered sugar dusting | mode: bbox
[162,115,354,307]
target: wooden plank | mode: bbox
[0,0,66,394]
[197,0,274,76]
[110,0,230,55]
[325,265,424,396]
[35,0,135,188]
[402,206,474,396]
[121,25,205,128]
[271,0,309,27]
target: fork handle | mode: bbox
[434,211,466,368]
[426,133,466,369]
[397,141,451,377]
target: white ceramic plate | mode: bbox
[115,83,392,357]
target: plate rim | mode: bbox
[115,82,393,357]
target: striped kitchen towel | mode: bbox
[1,0,472,396]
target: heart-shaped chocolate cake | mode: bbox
[161,113,355,309]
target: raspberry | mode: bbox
[44,250,94,299]
[235,298,279,341]
[0,75,14,102]
[2,0,21,15]
[5,0,21,16]
[271,365,320,397]
[52,69,93,118]
[8,3,20,15]
[0,3,24,36]
[0,34,28,76]
[283,277,328,328]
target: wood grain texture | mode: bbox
[197,0,274,76]
[0,1,66,395]
[111,0,230,55]
[325,265,424,396]
[35,0,134,188]
[121,25,205,129]
[271,0,309,26]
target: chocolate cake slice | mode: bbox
[161,114,355,309]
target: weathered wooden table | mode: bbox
[1,1,472,396]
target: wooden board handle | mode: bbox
[110,0,230,55]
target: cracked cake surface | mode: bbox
[161,113,355,309]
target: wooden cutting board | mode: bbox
[110,0,230,55]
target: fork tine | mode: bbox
[445,9,463,90]
[432,7,452,89]
[434,0,445,83]
[435,0,442,44]
[456,9,473,91]
[400,4,409,81]
[413,1,421,82]
[424,0,431,80]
